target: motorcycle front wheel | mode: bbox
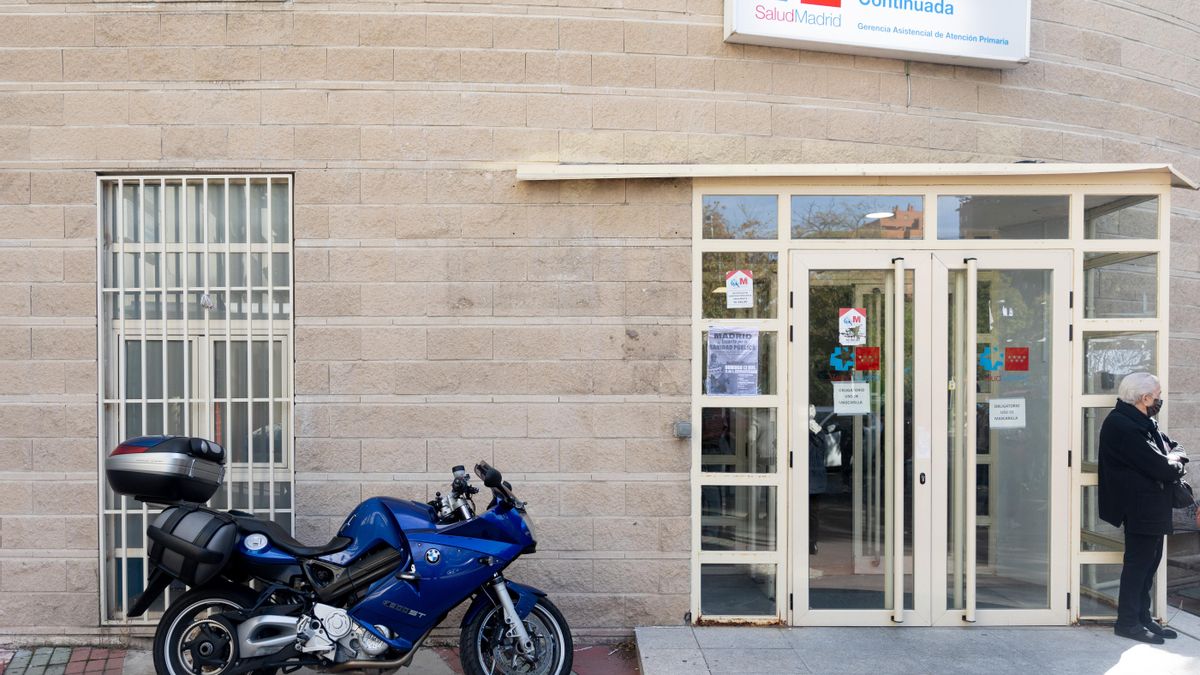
[460,596,573,675]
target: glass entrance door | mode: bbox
[931,251,1071,626]
[789,250,1070,626]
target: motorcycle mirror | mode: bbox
[482,466,503,489]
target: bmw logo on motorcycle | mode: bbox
[425,548,441,564]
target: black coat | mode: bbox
[1097,399,1181,535]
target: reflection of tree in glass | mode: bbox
[794,199,885,239]
[703,198,774,239]
[701,252,777,319]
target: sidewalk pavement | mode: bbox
[636,611,1200,674]
[0,643,641,675]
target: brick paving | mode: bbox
[0,648,124,675]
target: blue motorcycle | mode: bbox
[106,436,571,675]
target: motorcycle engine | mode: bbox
[296,604,391,663]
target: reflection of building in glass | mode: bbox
[878,204,923,239]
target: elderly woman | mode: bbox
[1098,372,1187,644]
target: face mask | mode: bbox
[1147,398,1163,417]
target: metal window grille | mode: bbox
[96,175,295,623]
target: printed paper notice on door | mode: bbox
[988,398,1027,429]
[839,308,867,346]
[833,382,871,415]
[705,327,759,396]
[725,270,754,309]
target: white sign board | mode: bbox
[725,270,754,309]
[838,307,867,346]
[725,0,1030,70]
[988,398,1026,429]
[833,381,871,415]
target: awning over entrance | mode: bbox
[516,163,1198,189]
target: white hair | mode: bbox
[1118,372,1159,404]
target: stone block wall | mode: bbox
[0,0,1196,636]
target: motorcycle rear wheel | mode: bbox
[460,596,573,675]
[152,586,279,675]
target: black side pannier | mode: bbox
[147,505,237,587]
[106,436,225,504]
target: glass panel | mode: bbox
[1083,332,1156,395]
[207,182,226,244]
[252,402,273,462]
[145,402,163,435]
[275,477,292,505]
[701,252,778,319]
[273,512,293,532]
[271,180,289,244]
[700,408,777,473]
[230,291,248,320]
[701,564,776,616]
[702,195,777,239]
[145,340,163,399]
[807,268,913,611]
[167,340,185,399]
[272,253,289,287]
[142,181,160,244]
[214,341,227,398]
[273,291,291,319]
[122,293,142,320]
[250,253,268,287]
[1082,407,1113,470]
[273,402,288,463]
[122,183,140,243]
[209,253,226,288]
[230,253,247,287]
[229,341,249,398]
[186,181,204,244]
[125,402,143,436]
[125,341,142,399]
[973,269,1053,609]
[252,340,269,398]
[1084,252,1157,318]
[143,252,161,289]
[1079,564,1122,617]
[1082,485,1123,552]
[229,180,247,244]
[1085,195,1158,240]
[188,253,204,288]
[273,341,284,399]
[701,330,777,395]
[122,253,141,289]
[165,181,182,244]
[946,269,967,611]
[144,293,162,321]
[791,196,924,239]
[700,485,776,551]
[937,195,1069,240]
[229,401,248,463]
[250,179,269,244]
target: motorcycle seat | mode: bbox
[230,512,352,558]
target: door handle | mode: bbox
[920,472,926,485]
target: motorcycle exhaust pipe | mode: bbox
[326,625,435,673]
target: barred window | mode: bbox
[98,175,294,622]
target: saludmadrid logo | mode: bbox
[756,0,842,24]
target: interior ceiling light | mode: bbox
[866,212,894,219]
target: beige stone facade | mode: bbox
[0,0,1198,640]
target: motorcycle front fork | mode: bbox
[490,577,535,656]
